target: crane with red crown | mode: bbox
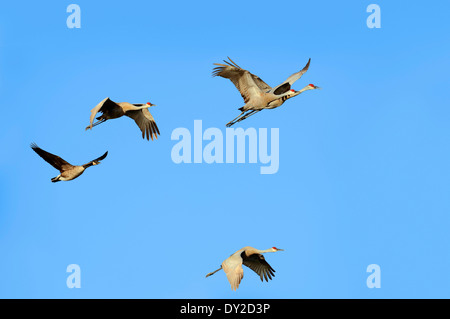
[213,57,321,127]
[206,246,284,290]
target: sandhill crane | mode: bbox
[86,97,160,141]
[206,246,284,290]
[31,143,108,182]
[213,57,321,127]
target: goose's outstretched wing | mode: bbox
[270,58,311,95]
[125,109,160,141]
[213,57,271,103]
[30,143,73,172]
[241,251,276,282]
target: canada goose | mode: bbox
[31,143,108,182]
[85,97,160,141]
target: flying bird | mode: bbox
[213,57,321,127]
[86,97,160,141]
[206,246,284,291]
[31,143,108,182]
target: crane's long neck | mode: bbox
[254,248,275,254]
[272,86,312,105]
[132,104,151,110]
[287,86,313,98]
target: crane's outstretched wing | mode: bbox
[213,57,271,104]
[30,143,73,172]
[222,255,244,291]
[125,109,160,141]
[84,151,108,166]
[241,252,275,282]
[270,58,311,95]
[86,97,121,130]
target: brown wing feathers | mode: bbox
[30,143,72,171]
[126,109,160,141]
[241,251,276,282]
[212,57,272,100]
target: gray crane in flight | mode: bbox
[213,57,321,127]
[206,246,284,290]
[86,97,160,141]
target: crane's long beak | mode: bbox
[277,248,284,251]
[315,86,322,90]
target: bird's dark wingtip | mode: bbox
[301,58,311,72]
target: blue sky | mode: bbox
[0,1,449,298]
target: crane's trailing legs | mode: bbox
[85,119,106,131]
[206,266,222,278]
[226,110,261,127]
[226,111,246,127]
[235,110,260,124]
